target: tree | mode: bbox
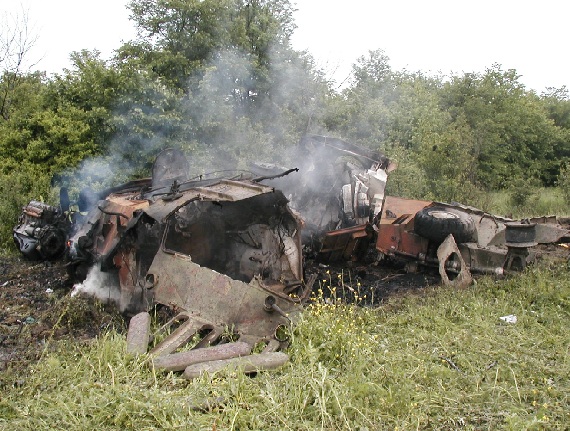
[441,65,561,188]
[351,49,393,88]
[121,0,297,99]
[541,86,570,129]
[116,0,327,168]
[0,6,39,120]
[322,50,398,147]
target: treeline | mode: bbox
[1,0,570,250]
[327,52,570,204]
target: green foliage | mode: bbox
[441,65,563,189]
[542,86,570,129]
[323,50,399,147]
[330,57,570,204]
[508,176,538,209]
[115,0,327,172]
[0,71,45,121]
[477,187,570,219]
[124,0,296,95]
[383,147,430,199]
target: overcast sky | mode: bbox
[2,0,569,93]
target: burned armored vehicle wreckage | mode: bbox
[258,135,570,287]
[65,149,310,355]
[295,135,570,285]
[371,198,570,286]
[13,196,71,261]
[13,136,570,354]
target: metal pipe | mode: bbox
[152,342,252,372]
[183,352,289,379]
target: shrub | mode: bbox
[556,163,570,202]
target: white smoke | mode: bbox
[71,264,120,304]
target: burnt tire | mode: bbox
[414,206,477,244]
[68,262,90,282]
[38,227,66,260]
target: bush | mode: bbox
[508,176,539,209]
[556,163,570,203]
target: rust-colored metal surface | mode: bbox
[376,223,429,258]
[148,251,304,345]
[89,196,149,259]
[379,196,432,225]
[68,152,308,348]
[375,196,431,258]
[318,224,373,262]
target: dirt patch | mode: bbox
[0,256,124,379]
[303,256,440,306]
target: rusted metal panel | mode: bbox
[375,197,431,259]
[143,180,276,222]
[94,198,149,257]
[148,251,302,344]
[379,196,432,225]
[318,224,373,262]
[376,223,429,258]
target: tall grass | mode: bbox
[1,262,569,430]
[484,187,570,218]
[454,187,570,220]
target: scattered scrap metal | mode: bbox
[12,135,570,379]
[126,311,289,379]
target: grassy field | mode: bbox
[477,187,570,219]
[1,259,568,430]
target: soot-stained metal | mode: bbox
[279,137,570,284]
[65,149,309,358]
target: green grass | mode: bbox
[1,262,569,430]
[482,187,570,219]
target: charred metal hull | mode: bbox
[69,172,308,348]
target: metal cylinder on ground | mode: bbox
[183,351,289,380]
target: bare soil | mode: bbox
[303,256,440,306]
[0,256,124,381]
